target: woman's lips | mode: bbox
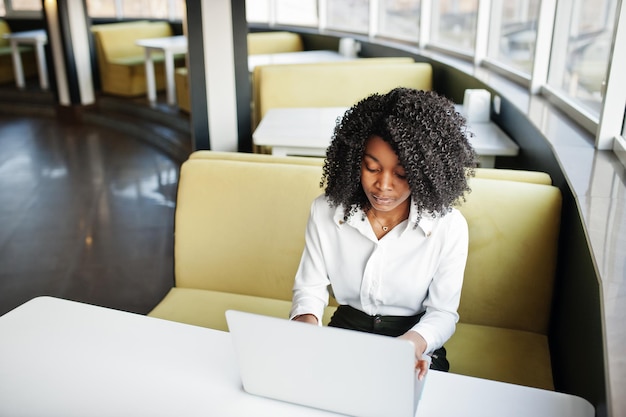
[373,195,394,205]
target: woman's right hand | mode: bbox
[292,314,318,325]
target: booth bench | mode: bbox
[148,151,561,392]
[91,20,185,97]
[252,59,430,129]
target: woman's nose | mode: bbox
[376,171,393,190]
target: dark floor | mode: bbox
[0,114,181,317]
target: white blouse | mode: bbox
[290,194,469,354]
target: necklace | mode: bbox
[369,209,406,232]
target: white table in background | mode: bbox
[0,296,594,417]
[136,35,187,105]
[3,29,48,90]
[253,107,345,157]
[253,107,519,167]
[248,50,352,72]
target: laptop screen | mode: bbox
[226,310,427,417]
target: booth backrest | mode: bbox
[174,158,324,301]
[251,57,416,125]
[0,20,11,48]
[91,20,173,63]
[458,178,561,334]
[247,31,304,55]
[172,154,561,336]
[253,60,431,128]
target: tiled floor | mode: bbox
[0,115,181,317]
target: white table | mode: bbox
[3,29,48,90]
[253,107,520,167]
[248,50,352,72]
[0,296,594,417]
[136,35,187,105]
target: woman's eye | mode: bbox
[365,166,378,173]
[396,173,407,179]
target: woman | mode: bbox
[289,88,477,380]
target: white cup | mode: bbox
[463,89,491,123]
[338,37,360,58]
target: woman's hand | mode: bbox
[292,314,318,325]
[397,330,429,380]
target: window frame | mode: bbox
[3,0,42,18]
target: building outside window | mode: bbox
[548,0,618,116]
[325,0,369,34]
[246,0,271,23]
[8,0,39,11]
[275,0,317,27]
[487,0,540,75]
[84,0,184,20]
[430,0,478,54]
[86,0,116,17]
[377,0,420,41]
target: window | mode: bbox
[430,0,478,54]
[276,0,317,27]
[123,0,167,19]
[246,0,271,23]
[548,0,618,117]
[8,0,39,11]
[85,0,185,20]
[325,0,369,34]
[2,0,41,16]
[86,0,117,18]
[377,0,420,41]
[487,0,540,75]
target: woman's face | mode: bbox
[360,135,411,216]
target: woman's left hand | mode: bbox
[397,330,429,380]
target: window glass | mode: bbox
[9,0,40,11]
[550,0,617,115]
[171,0,185,21]
[276,0,318,26]
[246,0,270,23]
[326,0,370,34]
[431,0,478,52]
[122,0,169,19]
[489,0,540,74]
[86,0,184,19]
[378,0,420,41]
[86,0,117,18]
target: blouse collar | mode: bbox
[333,198,435,238]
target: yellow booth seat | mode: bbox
[148,151,561,392]
[247,31,303,55]
[251,57,417,129]
[91,20,185,97]
[253,61,432,131]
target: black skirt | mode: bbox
[328,304,449,372]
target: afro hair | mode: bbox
[322,87,478,223]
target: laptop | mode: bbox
[225,310,429,417]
